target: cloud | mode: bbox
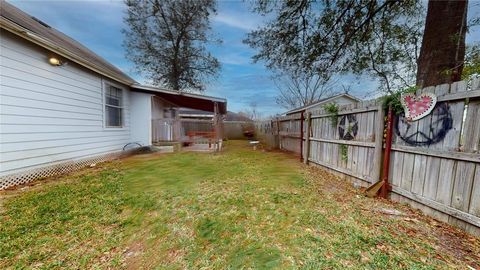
[217,52,251,65]
[205,73,283,115]
[212,13,261,31]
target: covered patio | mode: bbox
[130,85,227,151]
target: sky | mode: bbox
[7,0,480,116]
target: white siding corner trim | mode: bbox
[130,92,153,147]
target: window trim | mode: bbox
[102,80,126,129]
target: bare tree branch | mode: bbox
[274,70,339,109]
[123,0,220,92]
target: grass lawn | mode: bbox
[1,141,479,269]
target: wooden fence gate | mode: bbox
[278,113,303,153]
[255,79,480,236]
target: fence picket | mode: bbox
[451,161,476,212]
[469,165,480,217]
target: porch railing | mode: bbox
[152,119,181,142]
[152,118,222,150]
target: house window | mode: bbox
[104,84,123,127]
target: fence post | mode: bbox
[276,117,281,149]
[304,112,312,164]
[372,104,386,183]
[300,112,305,161]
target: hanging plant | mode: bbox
[380,86,417,115]
[323,103,339,127]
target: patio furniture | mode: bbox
[249,140,260,150]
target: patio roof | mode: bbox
[131,84,227,114]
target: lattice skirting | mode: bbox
[0,151,124,190]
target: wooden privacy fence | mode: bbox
[254,115,303,152]
[182,119,253,140]
[278,113,303,153]
[224,121,254,140]
[254,120,278,148]
[257,79,480,236]
[305,100,384,185]
[388,80,480,235]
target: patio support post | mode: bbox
[174,108,181,141]
[213,102,222,151]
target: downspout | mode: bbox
[380,106,394,198]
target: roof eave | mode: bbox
[131,84,227,103]
[0,17,136,86]
[179,114,214,118]
[285,94,361,115]
[285,108,305,115]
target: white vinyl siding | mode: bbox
[0,31,131,176]
[130,92,154,146]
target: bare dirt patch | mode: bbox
[303,164,480,269]
[122,241,146,270]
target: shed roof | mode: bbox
[132,85,227,114]
[0,1,136,85]
[179,109,214,118]
[178,110,251,121]
[285,93,361,115]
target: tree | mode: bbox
[463,44,480,79]
[245,0,472,92]
[416,0,468,88]
[123,0,220,92]
[239,102,262,121]
[349,8,423,93]
[244,0,423,94]
[274,70,338,109]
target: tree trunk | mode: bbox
[416,0,468,88]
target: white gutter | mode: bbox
[131,84,227,103]
[179,114,214,118]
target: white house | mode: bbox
[284,93,361,115]
[0,2,226,189]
